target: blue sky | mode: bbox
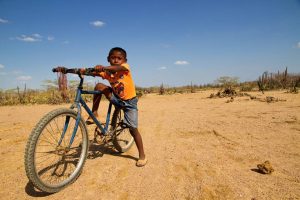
[0,0,299,89]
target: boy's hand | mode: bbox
[53,66,67,73]
[94,65,104,72]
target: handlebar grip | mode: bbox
[85,68,96,73]
[52,67,67,73]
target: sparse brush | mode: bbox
[239,82,256,92]
[136,90,144,98]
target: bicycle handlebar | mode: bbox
[52,67,100,76]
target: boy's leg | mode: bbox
[87,83,112,124]
[118,96,147,166]
[91,83,112,114]
[129,128,147,166]
[91,93,101,118]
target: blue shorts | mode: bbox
[110,93,138,129]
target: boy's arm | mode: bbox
[103,65,128,73]
[94,64,128,75]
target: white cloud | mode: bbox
[63,40,70,44]
[90,20,105,27]
[174,60,190,65]
[32,33,42,38]
[16,34,42,42]
[47,36,54,41]
[17,75,32,81]
[0,64,4,69]
[297,42,300,48]
[0,18,9,24]
[14,33,56,42]
[158,66,167,70]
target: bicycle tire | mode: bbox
[111,108,134,153]
[24,108,89,193]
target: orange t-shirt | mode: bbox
[98,63,136,100]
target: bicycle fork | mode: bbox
[58,81,86,149]
[58,103,82,149]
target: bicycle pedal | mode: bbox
[120,122,129,128]
[94,134,105,144]
[94,128,105,144]
[103,135,113,143]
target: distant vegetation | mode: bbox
[0,68,299,106]
[256,67,300,94]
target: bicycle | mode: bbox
[24,67,134,193]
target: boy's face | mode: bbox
[108,51,127,66]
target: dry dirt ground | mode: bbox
[0,90,299,200]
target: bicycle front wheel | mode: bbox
[24,108,89,193]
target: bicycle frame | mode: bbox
[58,74,113,148]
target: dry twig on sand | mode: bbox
[257,161,274,174]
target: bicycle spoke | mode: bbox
[46,119,62,143]
[35,153,58,166]
[25,108,89,193]
[37,138,58,147]
[35,114,84,186]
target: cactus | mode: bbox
[282,67,288,89]
[190,82,195,93]
[17,84,27,104]
[159,83,165,95]
[257,71,268,94]
[290,77,300,93]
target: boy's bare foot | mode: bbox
[136,158,148,167]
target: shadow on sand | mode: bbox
[25,182,52,197]
[87,140,137,161]
[25,140,137,196]
[250,168,265,174]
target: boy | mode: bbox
[87,47,147,167]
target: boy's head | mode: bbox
[107,47,127,65]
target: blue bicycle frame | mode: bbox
[58,74,113,148]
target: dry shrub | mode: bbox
[209,88,239,98]
[0,89,72,106]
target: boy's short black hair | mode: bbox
[108,47,127,59]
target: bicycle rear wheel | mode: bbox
[24,108,88,193]
[111,108,134,153]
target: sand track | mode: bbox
[0,90,299,199]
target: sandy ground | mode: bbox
[0,90,299,200]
